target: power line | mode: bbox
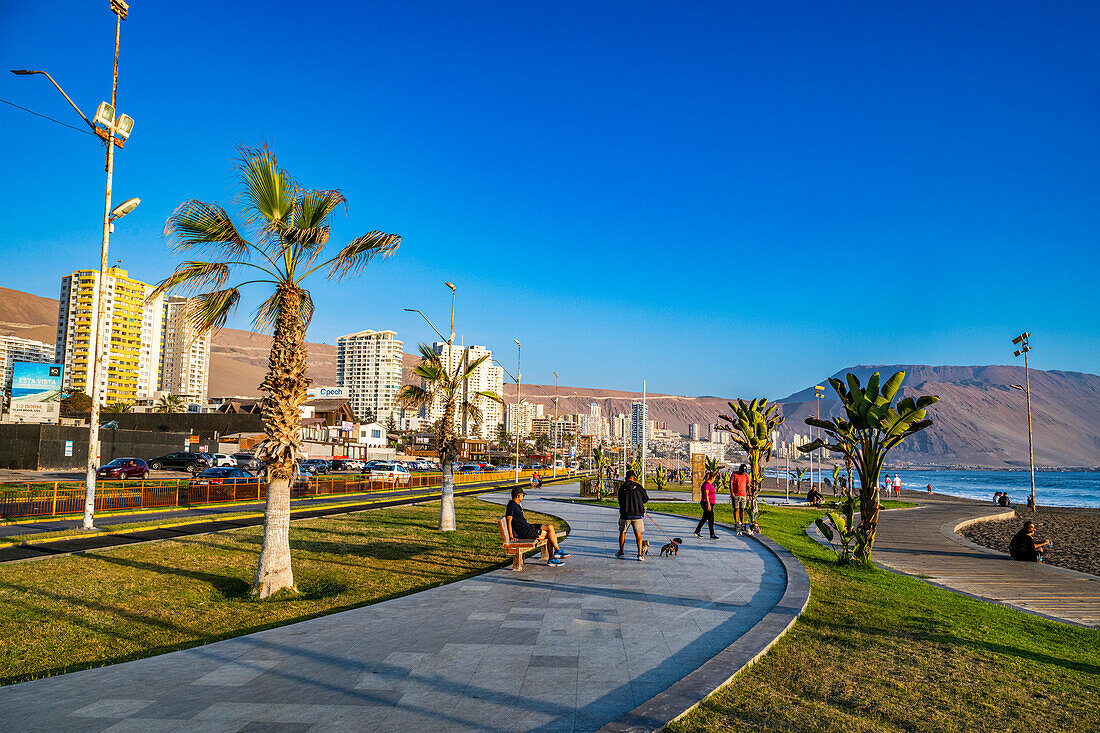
[0,97,97,137]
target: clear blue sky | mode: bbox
[2,1,1097,399]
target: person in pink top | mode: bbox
[694,471,719,539]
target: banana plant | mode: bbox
[815,497,869,563]
[831,465,841,496]
[799,371,939,562]
[593,446,605,498]
[795,467,808,489]
[716,398,784,500]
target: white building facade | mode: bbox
[336,329,404,425]
[427,342,504,440]
[158,296,211,404]
[504,400,544,436]
[630,402,649,447]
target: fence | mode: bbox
[0,467,558,520]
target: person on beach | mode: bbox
[1008,521,1049,562]
[506,486,568,566]
[926,484,933,493]
[617,469,650,560]
[998,493,1011,507]
[730,463,751,534]
[892,474,902,497]
[993,491,1003,505]
[694,471,719,539]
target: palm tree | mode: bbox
[592,445,605,497]
[397,343,503,530]
[154,394,185,413]
[154,144,400,597]
[107,401,133,413]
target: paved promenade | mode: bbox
[0,484,797,732]
[871,496,1100,627]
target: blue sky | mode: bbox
[2,1,1097,398]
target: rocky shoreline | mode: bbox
[958,505,1100,577]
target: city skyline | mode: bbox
[2,2,1098,400]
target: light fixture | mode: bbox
[93,101,115,128]
[114,113,134,139]
[444,281,455,290]
[110,197,140,220]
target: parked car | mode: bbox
[369,462,411,484]
[96,457,149,480]
[232,452,262,469]
[147,452,211,473]
[189,467,260,489]
[210,453,236,467]
[301,459,330,474]
[457,463,481,473]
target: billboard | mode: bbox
[308,387,347,399]
[9,362,63,423]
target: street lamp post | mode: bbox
[11,0,135,531]
[491,355,521,484]
[814,384,825,491]
[552,371,559,478]
[514,340,521,484]
[1012,332,1036,511]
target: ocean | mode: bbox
[764,468,1100,508]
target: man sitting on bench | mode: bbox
[506,487,569,566]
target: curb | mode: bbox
[597,511,811,733]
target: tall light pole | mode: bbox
[12,0,136,531]
[814,384,825,490]
[1012,332,1036,511]
[552,371,559,478]
[514,339,521,483]
[491,356,521,484]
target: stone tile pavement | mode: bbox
[0,483,791,732]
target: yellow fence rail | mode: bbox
[0,468,567,520]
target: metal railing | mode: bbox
[0,467,563,520]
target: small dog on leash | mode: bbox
[640,540,649,556]
[659,538,682,556]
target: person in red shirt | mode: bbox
[694,471,719,539]
[730,463,751,533]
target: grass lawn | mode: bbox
[0,497,566,686]
[631,500,1100,732]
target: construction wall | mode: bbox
[0,424,190,470]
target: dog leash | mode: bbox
[644,511,676,544]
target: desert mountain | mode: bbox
[1,286,1096,467]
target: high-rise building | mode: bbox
[688,423,701,441]
[336,329,404,424]
[611,413,629,443]
[630,401,649,446]
[428,342,504,439]
[589,403,603,438]
[56,268,163,406]
[158,296,211,403]
[504,400,544,436]
[0,336,56,399]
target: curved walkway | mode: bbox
[870,495,1100,627]
[0,483,801,733]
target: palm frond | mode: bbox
[326,231,401,280]
[473,389,504,405]
[186,288,241,333]
[164,200,252,260]
[148,261,231,303]
[237,143,296,233]
[253,287,313,334]
[461,353,492,380]
[397,384,434,410]
[286,190,346,248]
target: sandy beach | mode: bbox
[959,505,1100,577]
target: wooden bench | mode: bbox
[498,517,549,571]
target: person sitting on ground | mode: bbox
[806,484,823,506]
[993,491,1003,505]
[1008,521,1049,562]
[505,486,568,566]
[998,493,1011,507]
[617,469,649,561]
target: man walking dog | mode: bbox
[617,469,650,561]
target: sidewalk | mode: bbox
[871,496,1100,628]
[0,484,798,732]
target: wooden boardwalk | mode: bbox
[869,496,1100,627]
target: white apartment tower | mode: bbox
[336,329,404,424]
[158,297,211,403]
[428,342,504,439]
[505,400,544,436]
[630,401,649,447]
[56,268,163,405]
[0,336,56,398]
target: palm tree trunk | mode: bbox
[438,401,457,531]
[253,284,310,597]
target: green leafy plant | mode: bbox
[831,464,841,496]
[593,445,606,497]
[815,497,869,563]
[153,394,185,413]
[795,467,808,489]
[716,398,784,500]
[655,464,667,490]
[799,371,939,561]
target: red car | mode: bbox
[96,458,150,480]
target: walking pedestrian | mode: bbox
[617,469,649,560]
[694,471,719,539]
[892,474,902,497]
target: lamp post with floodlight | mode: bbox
[1011,331,1036,511]
[11,0,136,531]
